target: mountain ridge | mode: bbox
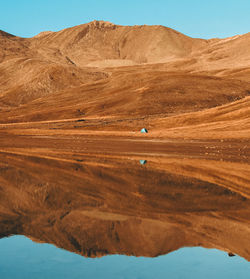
[0,21,250,260]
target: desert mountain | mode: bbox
[0,21,250,140]
[2,21,250,68]
[0,21,250,261]
[30,20,207,67]
[1,20,250,111]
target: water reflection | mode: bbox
[1,235,249,279]
[0,151,249,263]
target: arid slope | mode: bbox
[1,20,250,108]
[0,21,250,139]
[0,21,249,259]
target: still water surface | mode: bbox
[0,235,249,279]
[0,149,249,277]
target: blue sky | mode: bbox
[1,0,250,39]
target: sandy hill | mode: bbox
[1,21,250,109]
[29,20,207,66]
[0,21,250,139]
[2,21,250,68]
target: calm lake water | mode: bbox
[0,235,249,279]
[0,150,249,278]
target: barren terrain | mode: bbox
[0,21,249,259]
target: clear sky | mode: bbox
[1,0,250,39]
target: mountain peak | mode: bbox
[87,20,117,29]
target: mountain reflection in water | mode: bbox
[0,150,250,264]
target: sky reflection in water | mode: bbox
[0,235,249,279]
